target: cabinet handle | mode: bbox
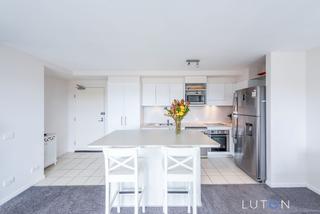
[124,116,127,126]
[121,116,123,126]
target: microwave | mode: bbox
[185,90,206,105]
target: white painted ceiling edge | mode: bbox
[2,42,249,79]
[72,69,248,77]
[1,0,320,72]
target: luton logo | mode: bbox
[242,199,290,210]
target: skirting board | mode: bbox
[307,185,320,195]
[266,182,307,188]
[266,181,320,196]
[0,174,45,206]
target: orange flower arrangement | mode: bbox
[165,99,190,134]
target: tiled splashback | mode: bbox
[143,106,233,124]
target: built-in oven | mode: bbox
[185,83,206,105]
[185,91,206,105]
[185,126,229,158]
[184,126,209,158]
[204,130,229,152]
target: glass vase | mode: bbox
[175,119,182,134]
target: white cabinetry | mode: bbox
[169,83,184,101]
[44,134,57,168]
[207,83,234,106]
[156,83,170,105]
[142,83,184,106]
[142,83,156,106]
[108,77,140,133]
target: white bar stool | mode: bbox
[162,147,197,214]
[103,147,145,214]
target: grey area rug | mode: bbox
[1,184,320,214]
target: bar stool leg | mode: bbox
[163,181,168,214]
[142,180,146,213]
[192,181,197,214]
[117,183,121,213]
[134,181,139,214]
[187,183,191,213]
[105,183,110,214]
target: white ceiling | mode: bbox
[1,0,320,72]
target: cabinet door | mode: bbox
[124,82,141,129]
[224,83,234,105]
[156,83,170,106]
[207,83,225,101]
[142,83,156,106]
[169,83,184,102]
[107,82,124,133]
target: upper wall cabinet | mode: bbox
[207,83,234,106]
[142,83,184,106]
[142,83,156,106]
[169,83,184,101]
[156,83,170,105]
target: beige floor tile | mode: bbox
[239,176,257,184]
[209,175,228,184]
[78,169,97,177]
[63,170,83,177]
[92,168,105,176]
[51,177,74,186]
[222,175,244,184]
[40,153,257,186]
[204,168,220,175]
[35,177,59,186]
[201,169,207,175]
[85,177,103,185]
[46,169,68,177]
[99,178,105,185]
[201,175,212,184]
[69,177,89,185]
[201,160,214,169]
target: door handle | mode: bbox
[98,117,104,122]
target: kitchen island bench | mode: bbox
[89,129,219,207]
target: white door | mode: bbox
[107,82,124,133]
[75,87,105,150]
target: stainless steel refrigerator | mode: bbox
[232,86,266,182]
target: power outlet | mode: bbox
[2,132,15,141]
[2,176,15,187]
[30,165,41,174]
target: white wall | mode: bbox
[306,48,320,194]
[143,106,232,124]
[0,46,44,205]
[44,72,69,156]
[266,52,307,187]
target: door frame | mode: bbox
[70,80,107,152]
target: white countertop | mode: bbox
[142,121,232,130]
[89,129,220,148]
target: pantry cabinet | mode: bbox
[108,77,140,132]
